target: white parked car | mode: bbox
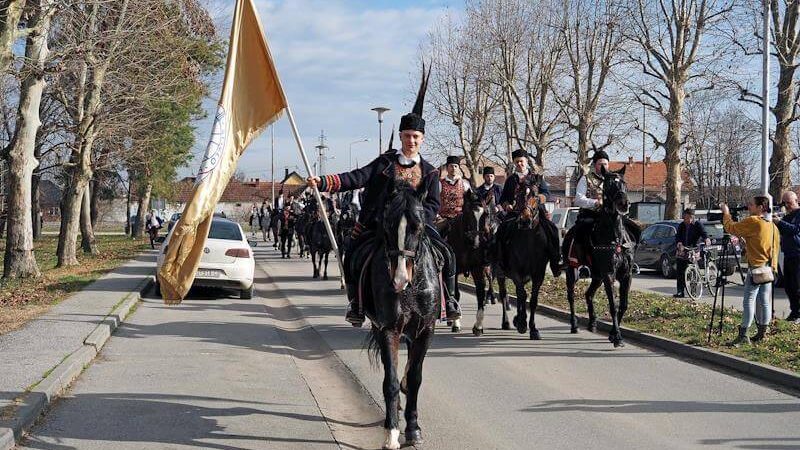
[551,207,580,243]
[155,217,256,299]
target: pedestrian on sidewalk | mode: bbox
[773,191,800,323]
[721,198,780,346]
[674,208,709,298]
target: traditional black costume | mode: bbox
[475,166,502,205]
[316,66,460,326]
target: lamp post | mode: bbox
[315,130,329,176]
[761,0,773,218]
[348,138,370,170]
[371,107,390,155]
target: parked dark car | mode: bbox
[634,220,742,278]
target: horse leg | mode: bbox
[584,278,602,332]
[616,272,631,347]
[311,251,319,278]
[451,273,461,333]
[528,273,544,340]
[378,329,402,449]
[512,280,528,334]
[602,276,623,347]
[403,327,432,445]
[472,269,486,336]
[486,272,496,305]
[323,252,329,280]
[566,268,579,333]
[499,275,510,330]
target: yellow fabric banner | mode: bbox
[158,0,287,303]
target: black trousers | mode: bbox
[676,258,688,294]
[783,255,800,315]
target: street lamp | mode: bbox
[371,107,390,155]
[761,0,773,218]
[349,138,370,170]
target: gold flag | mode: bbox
[158,0,287,303]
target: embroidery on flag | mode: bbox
[195,105,228,185]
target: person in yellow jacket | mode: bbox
[721,197,780,346]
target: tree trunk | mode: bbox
[770,65,797,199]
[31,168,41,240]
[576,119,591,174]
[90,178,100,228]
[80,184,97,254]
[3,0,52,279]
[0,0,27,74]
[56,179,84,267]
[664,85,685,220]
[125,177,132,235]
[132,182,151,239]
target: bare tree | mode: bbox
[426,13,499,184]
[555,0,629,172]
[627,0,735,219]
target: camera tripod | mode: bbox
[707,234,746,343]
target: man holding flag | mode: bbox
[307,66,461,327]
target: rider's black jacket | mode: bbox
[317,149,441,229]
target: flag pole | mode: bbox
[285,106,346,288]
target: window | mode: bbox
[208,221,242,241]
[551,213,563,227]
[566,210,579,229]
[641,226,656,241]
[653,225,672,239]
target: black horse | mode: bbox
[307,210,334,280]
[279,209,295,258]
[477,196,511,332]
[444,190,498,336]
[269,209,281,248]
[295,208,311,258]
[565,166,640,347]
[364,180,441,449]
[497,192,560,340]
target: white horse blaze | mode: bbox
[393,216,410,292]
[383,428,401,449]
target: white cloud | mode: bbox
[183,0,457,181]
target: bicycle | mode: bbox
[683,243,719,301]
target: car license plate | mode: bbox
[197,269,220,278]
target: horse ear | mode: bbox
[600,165,608,176]
[616,165,626,176]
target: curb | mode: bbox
[458,282,800,396]
[0,276,154,450]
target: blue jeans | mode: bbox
[741,273,772,328]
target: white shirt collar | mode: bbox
[445,175,460,184]
[483,182,494,188]
[515,168,530,177]
[398,152,421,166]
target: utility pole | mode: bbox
[315,130,329,177]
[642,104,646,202]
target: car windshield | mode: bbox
[551,213,563,227]
[208,221,242,241]
[566,210,579,228]
[703,223,725,239]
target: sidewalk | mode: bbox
[0,252,156,446]
[20,250,339,449]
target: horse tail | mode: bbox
[363,326,381,369]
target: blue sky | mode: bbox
[183,0,463,181]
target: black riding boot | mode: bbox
[443,272,461,321]
[345,283,364,327]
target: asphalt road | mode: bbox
[22,246,800,450]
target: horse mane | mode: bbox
[383,180,424,232]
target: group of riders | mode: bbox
[305,102,634,331]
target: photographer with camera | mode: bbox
[721,197,780,346]
[773,191,800,323]
[674,208,710,298]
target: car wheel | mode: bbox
[660,254,674,279]
[241,285,253,299]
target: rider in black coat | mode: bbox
[309,69,460,327]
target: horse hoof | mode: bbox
[530,329,541,340]
[405,429,424,446]
[451,325,461,333]
[313,273,319,279]
[588,322,596,333]
[323,275,329,281]
[501,322,510,331]
[513,316,527,334]
[472,326,483,336]
[613,339,625,348]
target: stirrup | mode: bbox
[577,265,592,279]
